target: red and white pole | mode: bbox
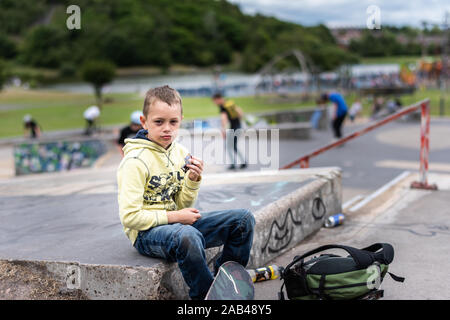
[411,100,438,190]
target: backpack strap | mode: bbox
[361,243,394,265]
[283,244,374,276]
[278,282,286,300]
[388,272,405,283]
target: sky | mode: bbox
[228,0,450,28]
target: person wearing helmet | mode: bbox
[83,105,101,136]
[23,114,41,139]
[116,110,143,156]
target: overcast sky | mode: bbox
[228,0,449,28]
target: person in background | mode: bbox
[394,98,403,109]
[116,110,143,157]
[211,92,247,170]
[23,114,41,139]
[83,105,100,136]
[349,98,362,122]
[371,96,384,120]
[319,92,348,140]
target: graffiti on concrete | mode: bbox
[261,197,326,254]
[14,140,107,176]
[261,208,302,254]
[312,197,326,220]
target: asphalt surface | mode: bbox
[0,116,449,300]
[253,172,450,300]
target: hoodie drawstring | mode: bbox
[164,149,175,168]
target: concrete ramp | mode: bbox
[0,167,341,299]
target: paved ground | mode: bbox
[0,116,449,299]
[253,172,450,300]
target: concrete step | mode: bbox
[0,167,341,299]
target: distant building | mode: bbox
[330,27,365,48]
[330,27,444,50]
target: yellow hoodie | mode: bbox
[117,131,201,245]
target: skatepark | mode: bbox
[1,110,449,300]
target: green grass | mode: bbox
[0,89,315,138]
[0,86,446,139]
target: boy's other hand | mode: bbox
[186,156,204,182]
[167,208,201,225]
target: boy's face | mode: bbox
[140,99,183,149]
[212,97,224,106]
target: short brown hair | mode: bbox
[212,92,223,99]
[143,85,183,116]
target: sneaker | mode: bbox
[240,163,247,169]
[227,164,236,170]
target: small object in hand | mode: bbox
[181,154,192,173]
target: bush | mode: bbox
[59,63,77,78]
[0,33,17,59]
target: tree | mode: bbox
[20,26,69,68]
[0,59,7,91]
[0,33,17,59]
[80,60,116,108]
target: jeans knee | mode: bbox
[238,209,255,231]
[177,226,205,254]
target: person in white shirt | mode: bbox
[349,99,362,122]
[83,105,100,136]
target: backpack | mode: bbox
[279,243,405,300]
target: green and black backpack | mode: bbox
[279,243,405,300]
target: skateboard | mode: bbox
[205,261,255,300]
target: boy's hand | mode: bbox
[186,156,204,182]
[167,208,201,225]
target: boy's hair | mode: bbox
[212,92,223,100]
[143,85,183,116]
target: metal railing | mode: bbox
[280,98,438,190]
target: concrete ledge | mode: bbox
[0,248,221,300]
[249,170,341,267]
[256,107,328,130]
[266,122,311,140]
[0,167,342,299]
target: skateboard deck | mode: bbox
[205,261,255,300]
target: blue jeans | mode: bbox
[134,209,255,300]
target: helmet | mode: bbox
[23,114,32,123]
[130,110,143,125]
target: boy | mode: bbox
[211,93,247,170]
[117,85,255,300]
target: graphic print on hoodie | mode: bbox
[117,129,201,245]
